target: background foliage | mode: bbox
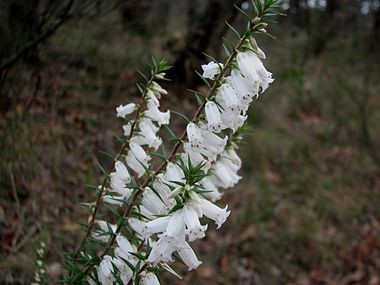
[0,0,379,284]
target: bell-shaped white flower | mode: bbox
[216,83,241,113]
[201,61,224,80]
[225,148,242,169]
[230,69,259,105]
[165,210,185,238]
[151,81,168,96]
[146,89,160,107]
[205,101,225,133]
[200,128,228,155]
[237,51,274,92]
[141,272,161,285]
[182,147,211,171]
[177,242,202,271]
[116,234,136,255]
[147,235,179,264]
[116,103,136,118]
[183,205,208,241]
[152,174,172,200]
[98,256,115,285]
[123,122,133,137]
[201,176,223,202]
[142,188,173,215]
[164,162,185,186]
[144,105,170,126]
[132,120,162,150]
[212,159,241,188]
[186,122,203,150]
[92,220,116,243]
[126,142,151,177]
[220,109,247,133]
[198,198,230,229]
[144,216,171,237]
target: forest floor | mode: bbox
[1,11,380,285]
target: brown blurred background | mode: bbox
[0,0,380,284]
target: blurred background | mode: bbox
[0,0,380,284]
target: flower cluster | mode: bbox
[66,1,282,284]
[89,43,273,284]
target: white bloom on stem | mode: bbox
[177,242,202,271]
[116,234,136,256]
[200,128,228,155]
[126,142,151,177]
[186,122,203,150]
[143,216,172,238]
[220,109,247,133]
[98,256,115,285]
[151,81,168,97]
[146,89,160,107]
[142,188,173,215]
[144,105,170,126]
[123,122,133,137]
[164,162,185,186]
[237,51,274,93]
[183,205,208,241]
[201,61,224,80]
[141,272,161,285]
[216,83,241,113]
[205,101,225,133]
[181,147,211,171]
[147,235,180,264]
[128,218,147,237]
[230,69,259,105]
[116,103,136,118]
[165,209,185,238]
[132,119,162,150]
[212,159,241,188]
[198,198,230,229]
[93,221,116,243]
[201,176,223,202]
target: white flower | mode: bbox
[216,83,241,113]
[146,89,160,107]
[186,122,203,149]
[198,198,230,229]
[237,51,273,92]
[177,242,202,271]
[200,176,223,202]
[126,142,151,177]
[147,236,175,264]
[230,69,259,106]
[92,221,116,243]
[116,103,136,118]
[164,162,185,186]
[201,61,224,80]
[116,235,136,255]
[128,218,147,237]
[144,216,171,237]
[123,122,133,137]
[151,81,168,96]
[142,188,173,215]
[220,109,247,133]
[183,205,208,241]
[205,101,225,133]
[165,210,185,238]
[141,272,161,285]
[200,128,228,156]
[131,119,162,150]
[144,105,170,126]
[212,159,241,188]
[98,256,115,285]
